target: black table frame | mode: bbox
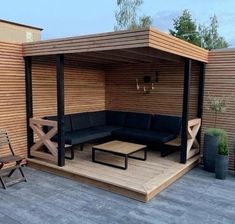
[92,146,147,170]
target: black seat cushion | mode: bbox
[96,125,123,134]
[124,112,152,130]
[106,110,127,126]
[53,128,110,145]
[89,111,106,127]
[152,115,182,134]
[44,115,72,133]
[112,128,176,144]
[71,113,91,131]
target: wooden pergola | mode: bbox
[23,28,208,167]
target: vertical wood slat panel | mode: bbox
[0,42,27,158]
[203,51,235,170]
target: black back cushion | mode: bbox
[152,114,182,134]
[45,115,72,133]
[124,112,152,130]
[71,113,91,131]
[106,111,126,126]
[89,111,106,127]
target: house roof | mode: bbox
[22,27,208,63]
[0,19,43,31]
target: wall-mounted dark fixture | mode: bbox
[136,72,159,94]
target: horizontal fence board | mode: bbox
[32,56,106,117]
[203,51,235,170]
[0,42,27,159]
[105,60,200,125]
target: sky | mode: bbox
[1,0,235,46]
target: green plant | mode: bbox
[206,94,230,128]
[205,128,228,155]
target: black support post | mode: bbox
[24,56,33,158]
[180,58,192,164]
[197,62,205,143]
[56,54,65,167]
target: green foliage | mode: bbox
[205,128,228,155]
[169,10,200,46]
[114,0,152,31]
[206,94,231,128]
[199,15,228,50]
[207,95,227,113]
[169,10,229,50]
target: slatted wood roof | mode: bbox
[23,27,208,63]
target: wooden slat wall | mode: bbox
[22,28,208,63]
[149,28,208,63]
[0,42,27,158]
[204,50,235,170]
[23,30,150,57]
[32,56,105,118]
[2,39,235,171]
[105,60,200,119]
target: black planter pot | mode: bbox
[203,134,219,172]
[215,154,228,180]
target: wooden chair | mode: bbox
[0,129,27,189]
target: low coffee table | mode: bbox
[92,140,147,170]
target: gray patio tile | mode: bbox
[0,166,234,224]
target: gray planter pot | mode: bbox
[215,154,228,180]
[203,134,219,172]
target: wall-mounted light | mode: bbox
[136,72,159,94]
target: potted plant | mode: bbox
[203,95,228,172]
[203,128,219,172]
[215,130,228,179]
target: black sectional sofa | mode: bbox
[45,111,181,156]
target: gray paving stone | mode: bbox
[0,166,234,224]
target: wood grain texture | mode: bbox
[93,140,146,154]
[203,50,235,170]
[149,28,208,62]
[32,55,106,117]
[105,60,200,120]
[0,42,27,159]
[27,145,200,202]
[22,28,208,63]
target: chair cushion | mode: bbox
[106,110,127,126]
[66,129,110,145]
[53,128,110,145]
[112,128,176,144]
[124,112,152,130]
[89,111,106,127]
[152,115,182,134]
[44,115,71,133]
[71,113,91,131]
[96,125,123,134]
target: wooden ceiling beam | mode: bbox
[65,54,120,65]
[97,50,153,63]
[122,48,183,63]
[69,52,136,64]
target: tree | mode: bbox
[169,10,201,46]
[114,0,152,31]
[199,15,228,50]
[169,10,229,50]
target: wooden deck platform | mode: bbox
[27,145,200,202]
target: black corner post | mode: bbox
[24,56,33,158]
[56,54,65,167]
[180,58,192,164]
[196,62,205,143]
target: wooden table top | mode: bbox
[93,140,146,155]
